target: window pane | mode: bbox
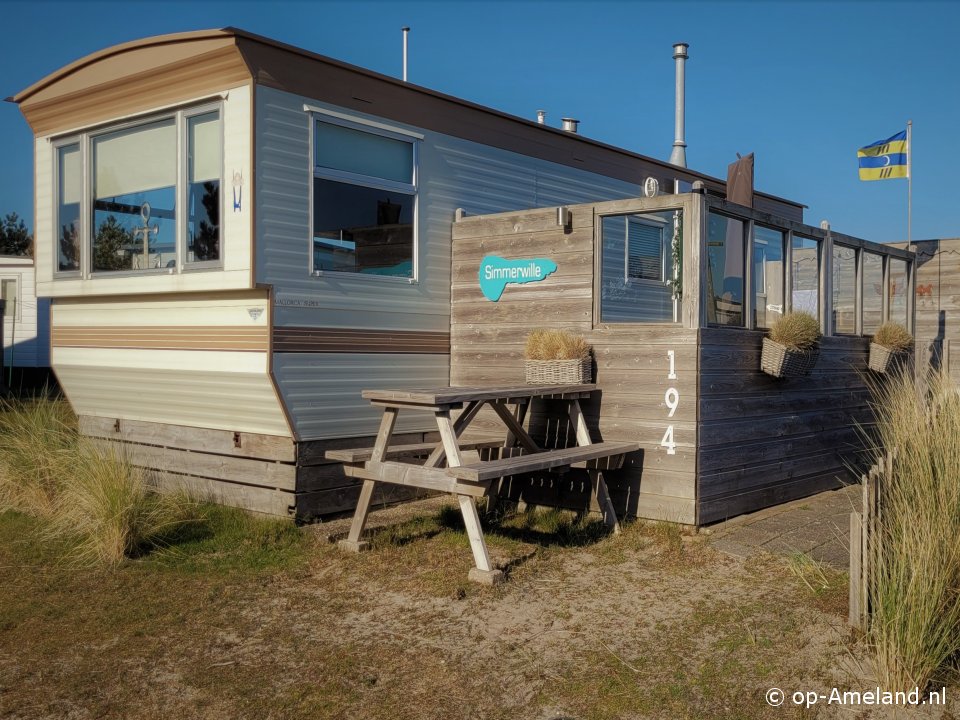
[312,179,414,277]
[188,112,221,262]
[889,258,909,328]
[791,235,820,317]
[1,279,17,320]
[315,121,413,184]
[706,212,745,326]
[753,225,784,328]
[93,120,177,272]
[862,253,884,334]
[832,245,857,334]
[57,144,81,272]
[600,210,678,323]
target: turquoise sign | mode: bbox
[479,255,558,302]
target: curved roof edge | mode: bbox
[11,28,234,104]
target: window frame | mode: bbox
[0,277,20,322]
[623,214,670,285]
[705,210,748,328]
[307,109,421,284]
[751,223,787,329]
[831,242,859,336]
[51,101,224,280]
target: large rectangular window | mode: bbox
[312,118,417,278]
[599,210,679,323]
[832,245,857,334]
[753,225,785,328]
[93,119,177,272]
[889,258,909,328]
[706,212,745,326]
[862,252,884,334]
[52,106,222,277]
[791,235,820,318]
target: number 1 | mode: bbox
[667,350,677,380]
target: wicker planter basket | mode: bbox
[524,357,592,385]
[760,338,820,379]
[869,343,909,373]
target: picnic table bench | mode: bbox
[326,384,639,584]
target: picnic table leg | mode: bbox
[339,407,398,553]
[460,495,504,586]
[569,401,621,534]
[436,410,504,586]
[589,468,622,535]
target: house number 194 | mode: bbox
[661,351,680,455]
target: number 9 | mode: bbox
[665,387,679,418]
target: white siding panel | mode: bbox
[1,263,48,368]
[56,363,289,435]
[273,353,449,440]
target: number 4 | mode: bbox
[661,425,677,455]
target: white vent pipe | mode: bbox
[669,42,689,168]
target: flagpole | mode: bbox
[907,119,912,243]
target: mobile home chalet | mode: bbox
[15,28,905,523]
[0,256,50,374]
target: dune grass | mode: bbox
[866,366,960,691]
[0,396,204,568]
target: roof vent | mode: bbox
[561,117,579,134]
[537,110,547,125]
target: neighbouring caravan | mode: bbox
[13,28,811,520]
[0,256,51,377]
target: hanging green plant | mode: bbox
[667,212,683,300]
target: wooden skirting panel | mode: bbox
[80,415,432,520]
[698,329,875,524]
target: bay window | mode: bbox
[53,104,222,277]
[311,116,418,279]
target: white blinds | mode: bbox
[189,113,221,183]
[59,144,81,205]
[94,120,176,199]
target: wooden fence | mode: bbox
[848,450,893,629]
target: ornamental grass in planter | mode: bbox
[524,329,592,384]
[869,322,913,373]
[760,311,821,379]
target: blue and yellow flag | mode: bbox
[858,130,908,181]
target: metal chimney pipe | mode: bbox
[402,27,410,81]
[561,117,579,134]
[537,110,547,125]
[669,42,689,168]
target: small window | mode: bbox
[626,217,667,282]
[1,278,18,321]
[56,144,81,273]
[312,119,417,279]
[832,245,857,334]
[599,210,679,324]
[862,252,884,334]
[706,212,745,327]
[187,112,222,263]
[753,225,785,328]
[791,235,820,318]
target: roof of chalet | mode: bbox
[10,27,805,214]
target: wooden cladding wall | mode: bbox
[451,206,698,524]
[912,239,960,382]
[697,329,873,524]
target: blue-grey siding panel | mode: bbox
[255,86,650,439]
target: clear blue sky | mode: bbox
[1,0,957,242]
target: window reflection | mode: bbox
[706,213,745,326]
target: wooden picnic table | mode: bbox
[327,384,639,585]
